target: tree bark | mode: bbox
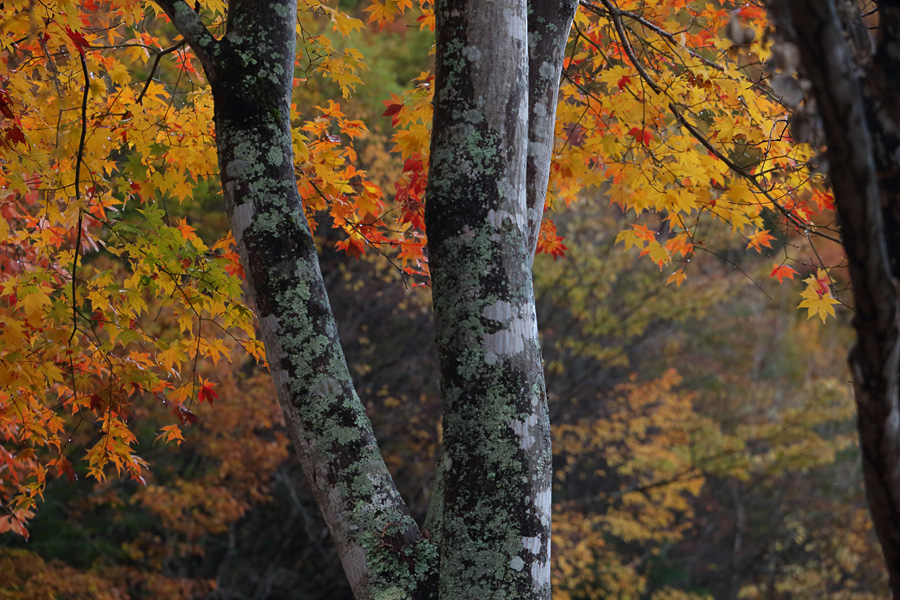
[526,0,579,258]
[423,0,574,597]
[154,2,437,598]
[768,1,900,594]
[156,0,575,597]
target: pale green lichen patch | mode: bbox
[266,145,283,166]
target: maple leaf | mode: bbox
[666,270,687,287]
[0,94,14,119]
[628,127,653,146]
[639,241,671,269]
[798,289,841,323]
[746,230,775,252]
[536,219,568,259]
[798,269,840,322]
[64,26,91,56]
[56,458,77,482]
[770,264,797,283]
[176,218,198,241]
[172,404,198,426]
[155,424,184,445]
[382,94,404,126]
[364,0,413,28]
[336,236,366,259]
[5,125,25,146]
[198,381,218,404]
[810,189,835,212]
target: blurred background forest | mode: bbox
[0,1,890,599]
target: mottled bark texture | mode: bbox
[526,0,579,257]
[156,0,574,597]
[423,0,574,598]
[155,2,437,598]
[769,1,900,594]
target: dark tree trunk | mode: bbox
[768,1,900,595]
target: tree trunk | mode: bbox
[153,2,437,598]
[154,0,575,597]
[768,1,900,595]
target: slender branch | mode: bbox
[669,103,840,243]
[68,52,90,346]
[137,39,187,104]
[582,0,726,72]
[597,0,662,94]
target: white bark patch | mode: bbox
[481,299,538,359]
[483,321,527,355]
[483,300,514,322]
[482,300,528,357]
[510,412,539,450]
[231,201,256,246]
[531,555,551,592]
[522,535,541,555]
[534,485,551,528]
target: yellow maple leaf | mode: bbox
[797,270,840,322]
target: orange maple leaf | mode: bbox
[770,264,797,283]
[176,218,197,241]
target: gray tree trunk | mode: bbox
[153,0,574,597]
[768,1,900,595]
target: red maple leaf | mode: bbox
[628,127,652,146]
[381,94,404,126]
[65,26,90,56]
[5,125,24,145]
[198,382,218,404]
[172,404,198,426]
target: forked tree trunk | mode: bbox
[769,1,900,595]
[153,0,575,597]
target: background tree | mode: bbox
[765,1,900,594]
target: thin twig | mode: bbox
[580,0,726,72]
[137,39,187,105]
